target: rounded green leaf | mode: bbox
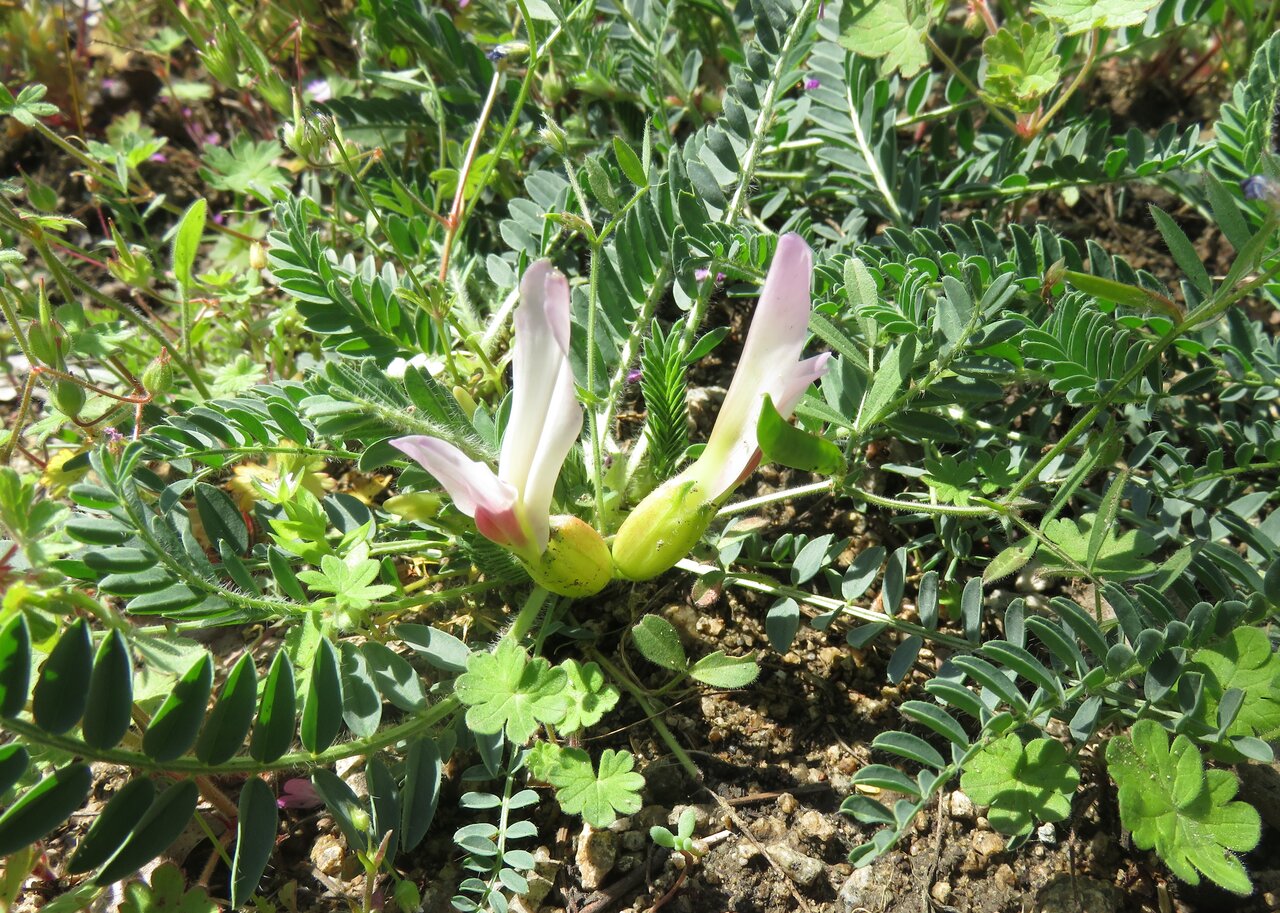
[231,778,278,909]
[339,643,381,739]
[94,778,198,885]
[756,393,845,475]
[250,649,296,763]
[0,744,29,796]
[32,618,91,735]
[82,630,133,749]
[66,778,157,874]
[301,638,343,754]
[0,763,92,857]
[143,653,213,761]
[0,613,31,717]
[195,652,258,765]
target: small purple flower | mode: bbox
[626,368,643,383]
[1241,175,1278,203]
[802,77,820,91]
[149,152,167,163]
[694,268,726,284]
[103,427,125,443]
[305,79,332,103]
[277,778,323,810]
[486,45,507,61]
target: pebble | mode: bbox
[668,803,716,831]
[620,831,646,853]
[948,790,975,821]
[794,809,835,843]
[511,847,559,913]
[575,825,616,890]
[310,833,344,876]
[662,604,700,642]
[994,863,1017,888]
[636,805,670,830]
[763,843,825,887]
[836,866,877,911]
[972,831,1004,858]
[930,881,952,905]
[776,793,798,816]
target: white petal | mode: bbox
[773,352,832,418]
[391,436,515,518]
[696,233,815,497]
[521,352,583,551]
[499,262,574,501]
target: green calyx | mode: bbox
[521,515,614,598]
[611,477,716,581]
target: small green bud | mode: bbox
[611,477,716,581]
[383,491,443,522]
[140,348,174,395]
[349,808,371,833]
[393,879,422,913]
[541,70,567,105]
[51,379,86,419]
[25,319,64,367]
[521,515,613,597]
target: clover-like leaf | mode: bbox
[549,748,645,828]
[1040,514,1157,579]
[295,546,395,612]
[120,863,217,913]
[981,22,1062,114]
[558,660,620,734]
[0,84,59,127]
[1105,720,1261,895]
[923,455,979,506]
[837,0,935,77]
[960,733,1080,835]
[455,639,567,744]
[1033,0,1161,34]
[1190,628,1280,748]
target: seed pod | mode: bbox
[51,380,86,419]
[140,349,174,395]
[521,515,613,597]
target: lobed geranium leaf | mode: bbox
[1106,720,1261,894]
[455,638,567,744]
[960,733,1080,835]
[549,748,645,828]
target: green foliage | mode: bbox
[982,23,1062,114]
[120,864,217,913]
[455,639,568,744]
[1106,721,1261,894]
[960,734,1080,835]
[837,0,934,77]
[638,320,690,484]
[1034,0,1163,33]
[543,747,645,828]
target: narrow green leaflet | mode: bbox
[981,23,1062,113]
[690,651,760,689]
[960,734,1080,835]
[1106,721,1261,894]
[455,638,567,744]
[838,0,934,77]
[1033,0,1162,34]
[558,660,620,734]
[631,616,688,672]
[549,748,645,828]
[171,199,207,292]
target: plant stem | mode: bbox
[1031,29,1100,137]
[923,33,1020,135]
[589,649,702,781]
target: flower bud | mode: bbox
[52,379,85,419]
[393,879,422,913]
[520,515,613,597]
[541,70,567,105]
[383,491,443,522]
[249,241,268,271]
[141,348,174,395]
[611,478,716,581]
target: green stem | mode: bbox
[923,33,1020,135]
[677,0,819,353]
[588,649,702,782]
[1031,29,1100,137]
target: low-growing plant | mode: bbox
[1,0,1279,910]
